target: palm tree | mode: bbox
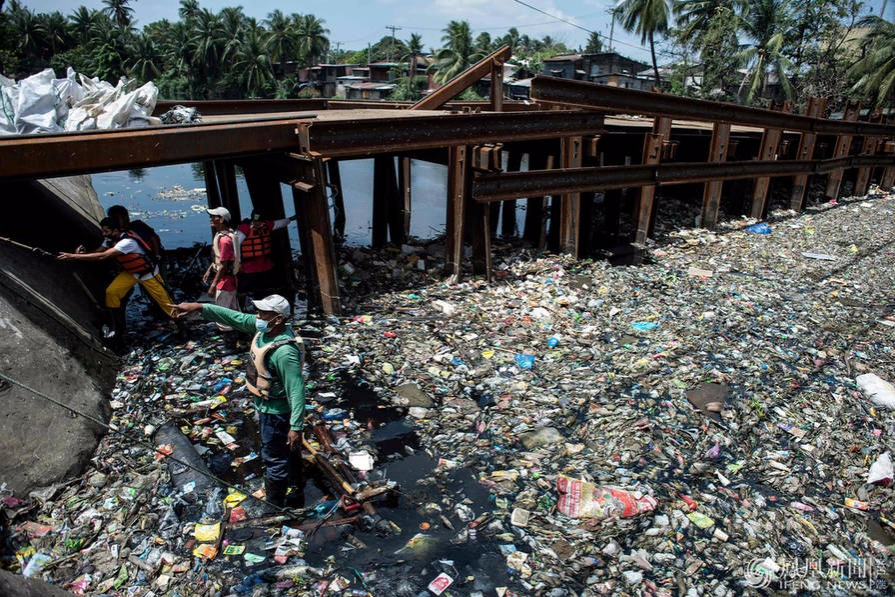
[295,14,329,66]
[127,33,161,82]
[404,32,423,77]
[235,21,274,96]
[189,8,225,85]
[265,9,295,64]
[474,32,493,55]
[40,11,70,56]
[736,0,794,103]
[849,16,895,107]
[69,7,102,45]
[616,0,672,84]
[9,6,45,62]
[673,0,746,44]
[102,0,134,31]
[432,20,482,84]
[219,6,246,65]
[178,0,200,22]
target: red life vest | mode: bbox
[241,223,273,260]
[114,232,156,276]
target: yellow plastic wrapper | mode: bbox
[194,522,221,542]
[192,544,218,560]
[223,489,247,508]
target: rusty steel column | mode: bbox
[400,157,412,240]
[501,150,522,237]
[882,140,895,190]
[203,161,222,209]
[291,159,341,315]
[490,60,504,113]
[825,100,861,200]
[559,136,583,256]
[326,159,346,241]
[633,117,671,244]
[700,122,731,229]
[215,160,241,224]
[854,109,883,197]
[749,101,791,219]
[470,174,492,280]
[445,145,470,280]
[790,98,826,211]
[522,151,549,246]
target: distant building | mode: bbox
[343,81,397,100]
[542,52,653,91]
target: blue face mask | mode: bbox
[255,317,271,333]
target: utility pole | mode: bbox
[608,8,617,53]
[331,41,342,63]
[386,25,403,62]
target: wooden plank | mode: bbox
[749,101,791,219]
[700,122,730,229]
[789,97,826,211]
[824,100,861,200]
[559,136,583,255]
[445,145,469,280]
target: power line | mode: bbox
[509,0,596,35]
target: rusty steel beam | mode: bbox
[327,99,542,112]
[559,136,583,255]
[825,100,861,199]
[411,45,512,111]
[749,101,791,219]
[0,119,309,179]
[297,111,604,158]
[470,157,895,203]
[701,122,730,229]
[790,97,826,211]
[154,98,326,115]
[531,77,895,137]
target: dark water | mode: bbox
[91,160,452,250]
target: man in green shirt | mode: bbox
[169,295,305,507]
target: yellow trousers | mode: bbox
[105,272,175,318]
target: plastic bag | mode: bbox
[746,222,772,234]
[856,373,895,409]
[868,452,893,486]
[556,475,657,520]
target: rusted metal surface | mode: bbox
[445,145,470,279]
[410,45,511,111]
[749,101,791,219]
[558,136,583,255]
[469,158,884,202]
[633,115,672,244]
[853,109,883,197]
[154,98,327,115]
[491,60,504,113]
[297,111,605,158]
[0,119,309,179]
[701,123,731,229]
[789,98,826,211]
[531,77,895,137]
[825,101,861,199]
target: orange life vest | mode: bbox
[241,223,273,260]
[114,232,156,276]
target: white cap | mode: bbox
[206,206,231,222]
[252,294,290,317]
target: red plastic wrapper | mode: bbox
[556,475,657,520]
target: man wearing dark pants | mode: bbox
[169,294,305,507]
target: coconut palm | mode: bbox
[219,6,246,64]
[189,8,225,80]
[178,0,200,22]
[404,32,423,76]
[432,20,483,84]
[849,16,895,106]
[235,21,274,96]
[673,0,746,43]
[736,0,794,103]
[616,0,672,84]
[102,0,134,31]
[295,14,329,66]
[40,11,70,56]
[264,10,295,64]
[69,7,102,45]
[127,34,162,82]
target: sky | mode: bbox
[15,0,895,65]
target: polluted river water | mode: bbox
[5,178,895,595]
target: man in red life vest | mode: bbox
[236,210,295,308]
[203,207,240,328]
[57,217,183,345]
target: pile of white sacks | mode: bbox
[0,67,159,135]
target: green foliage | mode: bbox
[584,31,604,54]
[849,16,895,107]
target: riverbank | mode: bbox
[3,187,895,595]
